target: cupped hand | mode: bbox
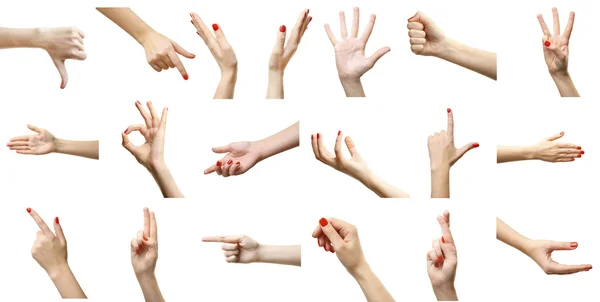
[202,235,260,263]
[537,8,575,76]
[312,217,367,275]
[310,131,370,182]
[268,9,312,73]
[325,7,390,80]
[190,13,237,74]
[428,109,479,171]
[533,131,583,162]
[525,239,592,275]
[203,142,262,177]
[7,124,56,155]
[36,27,87,89]
[427,211,457,289]
[407,12,447,57]
[140,30,195,79]
[122,101,168,171]
[131,208,159,276]
[27,208,68,275]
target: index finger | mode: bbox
[168,51,188,80]
[28,208,53,236]
[143,207,150,238]
[437,214,454,244]
[202,235,242,243]
[135,101,152,128]
[447,108,454,138]
[551,7,560,36]
[9,135,31,142]
[563,11,575,39]
[150,211,157,239]
[537,14,551,36]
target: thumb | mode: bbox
[53,59,68,89]
[172,40,196,59]
[368,46,391,67]
[543,38,567,60]
[121,132,137,154]
[409,11,433,26]
[545,131,564,141]
[212,144,232,154]
[344,136,361,158]
[27,124,42,134]
[319,218,344,247]
[272,25,287,55]
[53,217,66,245]
[455,142,479,161]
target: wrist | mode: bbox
[220,68,238,83]
[349,261,372,281]
[433,283,457,300]
[550,70,570,79]
[252,140,269,162]
[432,38,456,59]
[136,27,157,46]
[147,160,168,175]
[47,263,71,281]
[136,271,157,282]
[431,163,450,174]
[522,145,538,160]
[52,138,65,154]
[268,69,284,80]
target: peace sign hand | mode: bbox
[27,208,68,275]
[131,208,159,277]
[538,8,575,76]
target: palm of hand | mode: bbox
[429,135,455,166]
[335,39,372,79]
[29,131,56,155]
[238,238,260,263]
[223,142,260,171]
[133,245,158,275]
[135,128,164,167]
[336,156,368,179]
[544,36,569,74]
[528,241,554,267]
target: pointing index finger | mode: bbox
[202,235,242,243]
[168,51,188,80]
[447,108,454,138]
[28,208,53,236]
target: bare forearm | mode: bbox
[352,264,395,302]
[496,218,531,255]
[340,78,366,97]
[0,27,44,49]
[214,70,237,99]
[497,146,536,163]
[48,265,86,299]
[361,172,410,198]
[433,284,458,301]
[257,245,301,266]
[266,71,284,99]
[54,139,99,159]
[431,168,450,198]
[96,8,153,44]
[255,122,299,160]
[551,73,579,97]
[436,39,497,80]
[136,274,165,302]
[149,163,184,198]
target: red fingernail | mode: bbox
[311,134,314,140]
[435,263,439,268]
[124,128,128,134]
[308,16,312,22]
[227,159,233,165]
[307,9,310,15]
[197,31,200,35]
[577,154,581,158]
[447,108,451,113]
[442,237,446,243]
[136,249,140,255]
[191,20,193,25]
[338,131,341,136]
[577,146,582,150]
[216,161,221,166]
[139,244,143,250]
[571,158,575,161]
[26,208,31,213]
[438,256,443,262]
[136,100,141,105]
[324,246,328,252]
[544,41,551,47]
[190,13,193,18]
[580,151,584,154]
[236,162,240,165]
[212,24,219,31]
[143,236,148,241]
[55,217,59,224]
[280,25,286,32]
[473,143,480,148]
[317,133,320,139]
[570,242,578,248]
[183,74,189,80]
[319,218,328,227]
[330,247,335,253]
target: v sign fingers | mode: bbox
[563,12,575,40]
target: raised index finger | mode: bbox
[28,208,53,236]
[447,108,454,138]
[437,214,454,244]
[143,207,150,238]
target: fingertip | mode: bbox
[183,74,189,80]
[472,142,480,148]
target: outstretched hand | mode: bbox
[131,208,159,277]
[202,235,261,263]
[532,131,583,162]
[538,8,574,76]
[203,142,262,177]
[310,131,370,182]
[428,109,479,171]
[7,125,56,155]
[269,9,312,73]
[526,240,592,275]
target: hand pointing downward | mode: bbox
[36,27,87,89]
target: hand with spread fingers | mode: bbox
[7,125,99,159]
[497,131,584,163]
[325,7,390,97]
[131,208,164,302]
[190,13,238,99]
[267,9,312,99]
[427,211,458,301]
[27,208,86,299]
[122,101,183,198]
[537,8,579,96]
[312,217,394,302]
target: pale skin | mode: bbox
[6,125,99,159]
[312,218,394,302]
[407,12,496,80]
[428,109,479,198]
[122,101,183,198]
[497,131,583,163]
[310,131,409,198]
[267,9,312,99]
[202,235,301,266]
[496,218,592,275]
[204,122,299,177]
[537,8,578,97]
[325,7,391,97]
[97,8,195,79]
[427,211,458,301]
[27,208,86,299]
[131,208,164,302]
[0,27,86,88]
[190,12,238,99]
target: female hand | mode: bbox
[122,101,168,172]
[525,240,591,275]
[202,235,260,263]
[27,208,68,276]
[325,7,390,81]
[269,9,311,73]
[407,12,447,57]
[312,217,367,275]
[203,142,262,177]
[7,124,56,155]
[36,27,87,89]
[427,211,458,295]
[131,208,158,277]
[190,13,237,75]
[537,8,574,76]
[310,131,370,183]
[140,30,195,79]
[428,109,478,171]
[532,131,583,162]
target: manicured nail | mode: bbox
[216,161,221,167]
[227,159,233,165]
[139,244,143,250]
[308,16,312,22]
[318,238,322,247]
[26,208,31,213]
[338,131,341,136]
[307,9,310,15]
[311,134,314,140]
[212,24,219,31]
[577,154,581,158]
[324,246,328,252]
[580,151,584,154]
[472,143,480,148]
[330,246,335,253]
[190,20,193,25]
[136,249,140,255]
[280,25,286,32]
[236,162,240,165]
[55,217,59,224]
[190,13,193,18]
[143,236,148,241]
[319,217,328,227]
[183,74,189,80]
[447,108,451,113]
[438,256,443,262]
[435,263,439,268]
[577,146,582,150]
[571,158,575,161]
[441,236,446,243]
[570,242,578,248]
[317,133,320,139]
[544,41,551,47]
[197,31,200,35]
[124,128,128,134]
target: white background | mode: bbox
[0,0,596,301]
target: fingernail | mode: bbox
[473,143,480,148]
[227,159,233,165]
[438,256,443,262]
[307,9,310,15]
[319,217,328,227]
[447,108,451,113]
[318,238,322,247]
[308,16,312,22]
[338,130,341,136]
[408,13,417,21]
[136,249,140,255]
[183,74,189,80]
[190,20,193,25]
[544,41,551,47]
[435,263,439,268]
[55,217,59,224]
[124,128,128,134]
[26,208,31,213]
[330,246,335,253]
[577,154,581,158]
[166,107,168,111]
[571,158,575,161]
[148,101,152,105]
[570,242,578,248]
[139,244,143,250]
[317,133,320,139]
[143,236,148,241]
[580,151,584,154]
[577,146,582,150]
[216,161,221,167]
[442,236,446,243]
[197,31,200,35]
[212,24,219,31]
[136,100,141,105]
[190,13,193,18]
[311,134,314,140]
[280,25,286,32]
[324,246,328,252]
[236,161,240,165]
